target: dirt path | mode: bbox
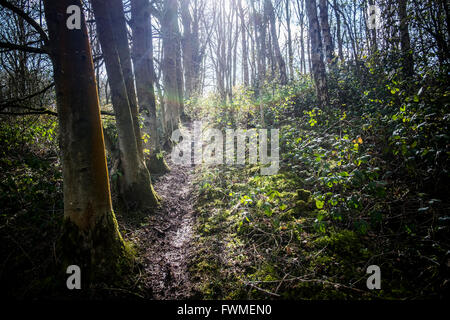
[137,160,196,299]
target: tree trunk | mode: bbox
[333,0,344,62]
[161,0,181,134]
[109,0,143,158]
[238,0,249,86]
[368,0,378,53]
[318,0,335,66]
[43,0,129,281]
[296,0,306,74]
[176,29,185,118]
[305,0,329,107]
[398,0,414,78]
[91,0,159,209]
[265,0,287,85]
[191,1,202,94]
[131,0,170,174]
[131,0,158,154]
[181,0,194,98]
[286,0,294,80]
[251,1,266,94]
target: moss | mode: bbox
[280,209,295,222]
[297,189,311,201]
[295,200,308,212]
[279,191,297,201]
[294,199,315,217]
[314,230,361,258]
[59,210,135,290]
[147,152,170,175]
[120,165,160,209]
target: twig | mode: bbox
[245,282,281,297]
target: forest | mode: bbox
[0,0,448,301]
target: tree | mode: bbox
[109,0,143,157]
[238,0,250,86]
[295,0,307,74]
[318,0,335,66]
[131,0,170,173]
[305,0,328,107]
[91,0,159,209]
[332,0,344,62]
[181,0,194,97]
[367,0,378,54]
[43,0,129,279]
[264,0,287,85]
[190,0,205,95]
[161,0,182,134]
[398,0,414,78]
[176,23,185,118]
[251,0,266,93]
[285,0,294,80]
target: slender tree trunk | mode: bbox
[109,0,143,157]
[250,19,257,86]
[181,0,194,98]
[191,2,202,94]
[131,0,170,174]
[318,0,335,66]
[232,5,238,89]
[252,1,266,125]
[286,0,294,80]
[176,27,185,118]
[259,10,266,89]
[398,0,414,78]
[251,1,266,95]
[265,0,287,85]
[307,28,312,73]
[161,0,181,133]
[368,0,378,53]
[296,0,306,74]
[238,0,249,86]
[305,0,329,107]
[91,0,159,209]
[43,0,129,280]
[333,0,344,62]
[131,0,158,154]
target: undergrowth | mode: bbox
[189,61,449,299]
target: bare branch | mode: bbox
[0,0,50,45]
[0,41,48,55]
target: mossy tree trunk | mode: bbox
[43,0,130,282]
[91,0,159,209]
[131,0,170,174]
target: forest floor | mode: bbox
[127,161,197,299]
[1,83,447,299]
[121,122,199,299]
